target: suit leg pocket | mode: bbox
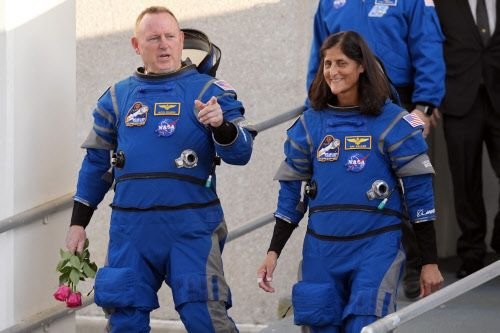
[94,267,158,310]
[292,281,342,326]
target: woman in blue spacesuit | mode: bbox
[257,31,443,333]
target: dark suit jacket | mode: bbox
[435,0,500,116]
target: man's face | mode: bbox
[131,12,184,74]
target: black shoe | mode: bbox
[403,270,421,300]
[456,262,484,279]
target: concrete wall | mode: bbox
[0,1,14,327]
[0,0,76,331]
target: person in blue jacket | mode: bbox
[306,0,446,299]
[258,31,443,333]
[65,6,255,333]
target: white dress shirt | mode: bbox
[468,0,497,34]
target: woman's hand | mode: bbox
[257,251,279,293]
[420,263,444,297]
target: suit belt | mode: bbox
[309,204,406,219]
[110,198,221,212]
[307,223,402,241]
[115,172,207,186]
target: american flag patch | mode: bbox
[214,80,235,91]
[403,113,425,128]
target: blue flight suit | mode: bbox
[307,0,445,107]
[274,102,436,332]
[75,64,254,333]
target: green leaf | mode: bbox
[59,271,71,281]
[61,250,72,260]
[89,262,98,272]
[69,268,81,285]
[83,249,90,260]
[56,258,70,272]
[83,262,96,278]
[56,239,97,288]
[60,266,73,275]
[59,274,69,285]
[69,255,81,268]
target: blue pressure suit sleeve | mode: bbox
[201,81,255,165]
[307,1,329,90]
[407,1,445,106]
[383,110,436,224]
[74,89,117,208]
[401,174,435,224]
[75,149,113,208]
[273,115,312,224]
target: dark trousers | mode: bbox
[443,86,500,264]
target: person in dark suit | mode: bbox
[434,0,500,278]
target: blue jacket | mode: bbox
[307,0,445,107]
[74,65,254,216]
[274,102,436,237]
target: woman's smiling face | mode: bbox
[323,45,364,106]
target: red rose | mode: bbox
[66,291,82,308]
[53,284,72,302]
[55,240,97,306]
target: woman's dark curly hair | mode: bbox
[308,31,391,115]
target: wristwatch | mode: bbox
[415,104,433,116]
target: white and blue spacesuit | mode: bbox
[73,59,254,332]
[274,101,436,332]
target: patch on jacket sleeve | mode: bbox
[403,113,424,128]
[424,0,435,7]
[213,80,235,91]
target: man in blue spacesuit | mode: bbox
[306,0,446,299]
[65,6,254,333]
[258,31,443,333]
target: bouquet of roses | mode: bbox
[53,239,97,308]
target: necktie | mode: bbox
[476,0,490,45]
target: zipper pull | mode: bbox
[378,198,388,210]
[205,175,213,188]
